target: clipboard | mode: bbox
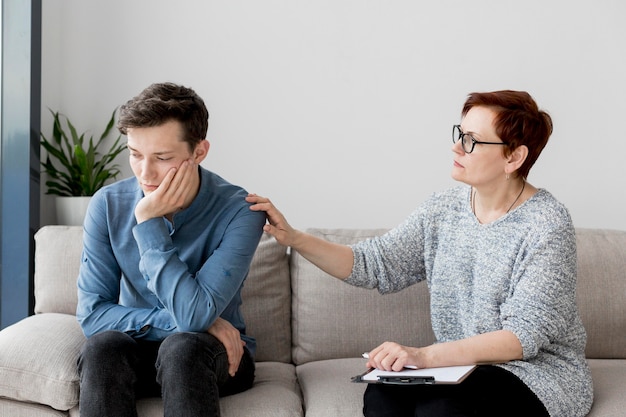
[352,365,476,385]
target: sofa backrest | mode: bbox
[575,228,626,359]
[291,228,435,366]
[31,225,626,364]
[33,225,292,363]
[290,227,626,365]
[241,233,292,362]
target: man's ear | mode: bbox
[193,140,210,163]
[506,145,528,175]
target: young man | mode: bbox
[76,82,266,417]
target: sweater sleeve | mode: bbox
[346,208,428,293]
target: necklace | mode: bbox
[472,180,526,218]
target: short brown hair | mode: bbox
[462,90,552,179]
[117,82,209,151]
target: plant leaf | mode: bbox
[40,108,127,196]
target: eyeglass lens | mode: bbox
[452,125,473,153]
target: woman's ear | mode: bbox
[193,140,210,163]
[505,145,528,175]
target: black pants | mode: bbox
[77,330,255,417]
[363,365,549,417]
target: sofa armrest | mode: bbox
[0,313,85,411]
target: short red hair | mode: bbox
[462,90,552,179]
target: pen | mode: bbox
[361,352,418,369]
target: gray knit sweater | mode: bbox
[346,185,593,417]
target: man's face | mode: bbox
[126,120,195,196]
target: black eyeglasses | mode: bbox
[452,125,508,154]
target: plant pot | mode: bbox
[55,196,92,226]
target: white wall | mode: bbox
[41,0,626,230]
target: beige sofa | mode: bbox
[0,225,625,416]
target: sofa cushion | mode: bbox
[220,362,303,417]
[291,228,435,366]
[0,361,302,417]
[131,362,303,417]
[575,228,626,358]
[34,226,83,315]
[296,358,366,417]
[241,233,292,362]
[0,313,84,411]
[586,359,626,416]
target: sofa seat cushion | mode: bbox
[586,359,626,417]
[131,362,303,417]
[299,358,626,417]
[0,312,301,416]
[220,362,303,417]
[296,358,366,417]
[0,313,84,411]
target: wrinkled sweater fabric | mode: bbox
[346,185,593,417]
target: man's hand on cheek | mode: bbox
[135,160,198,223]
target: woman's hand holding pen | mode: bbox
[364,342,424,372]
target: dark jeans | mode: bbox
[77,330,255,417]
[363,365,549,417]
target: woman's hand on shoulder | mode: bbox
[246,193,299,247]
[247,193,354,279]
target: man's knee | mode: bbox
[79,330,137,371]
[157,332,227,377]
[160,332,224,362]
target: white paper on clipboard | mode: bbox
[357,365,476,385]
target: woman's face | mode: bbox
[451,106,508,188]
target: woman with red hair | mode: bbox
[248,90,592,417]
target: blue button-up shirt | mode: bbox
[76,167,265,356]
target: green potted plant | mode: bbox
[40,109,126,224]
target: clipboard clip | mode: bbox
[378,376,435,385]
